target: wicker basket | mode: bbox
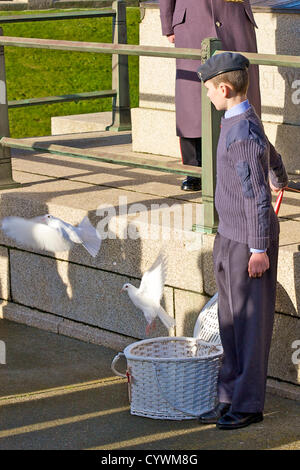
[193,293,221,344]
[111,337,223,420]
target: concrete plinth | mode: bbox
[129,2,300,173]
[131,107,181,158]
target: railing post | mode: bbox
[107,0,131,131]
[193,37,222,234]
[0,28,20,190]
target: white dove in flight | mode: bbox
[1,214,101,257]
[121,252,176,336]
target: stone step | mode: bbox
[51,111,113,136]
[51,109,300,175]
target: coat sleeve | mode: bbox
[158,0,176,36]
[230,139,272,250]
[243,0,258,29]
[268,142,288,189]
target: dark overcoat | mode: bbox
[159,0,261,138]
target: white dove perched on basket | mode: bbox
[121,252,176,336]
[1,214,101,258]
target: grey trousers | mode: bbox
[213,233,279,413]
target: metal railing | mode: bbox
[0,1,131,130]
[0,7,299,233]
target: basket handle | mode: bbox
[111,352,127,378]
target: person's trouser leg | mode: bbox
[180,137,202,167]
[179,137,202,190]
[214,233,279,413]
[213,233,236,405]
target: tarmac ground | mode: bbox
[0,319,300,451]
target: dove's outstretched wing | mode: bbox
[122,252,175,333]
[75,216,102,258]
[1,216,71,252]
[44,217,82,244]
[34,214,101,257]
[138,252,167,304]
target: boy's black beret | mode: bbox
[197,52,250,82]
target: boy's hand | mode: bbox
[167,34,175,43]
[248,252,270,278]
[269,180,288,193]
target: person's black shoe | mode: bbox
[198,402,231,424]
[217,411,263,430]
[181,176,201,191]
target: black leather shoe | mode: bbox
[198,402,231,424]
[217,411,263,430]
[181,176,201,191]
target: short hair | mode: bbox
[210,69,249,94]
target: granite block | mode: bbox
[9,249,174,339]
[174,289,211,337]
[269,312,300,385]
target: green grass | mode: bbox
[1,8,140,137]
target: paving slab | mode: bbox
[10,132,203,203]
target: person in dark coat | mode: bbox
[158,0,261,191]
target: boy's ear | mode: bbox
[219,83,232,98]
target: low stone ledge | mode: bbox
[0,300,136,352]
[58,317,135,352]
[0,300,62,334]
[267,378,300,402]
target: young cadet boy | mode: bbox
[197,52,288,430]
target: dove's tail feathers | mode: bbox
[1,216,71,252]
[157,306,176,330]
[77,216,102,257]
